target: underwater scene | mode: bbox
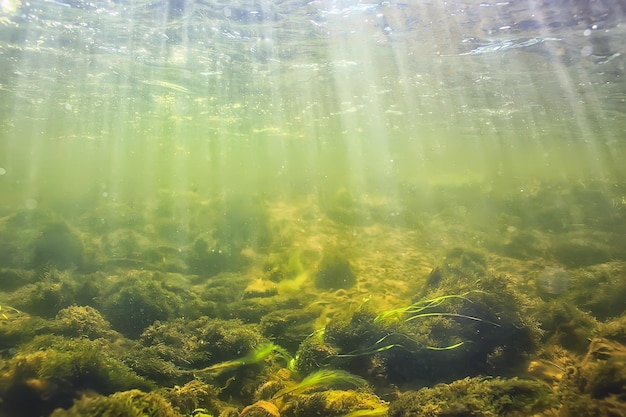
[0,0,625,416]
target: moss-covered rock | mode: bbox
[321,187,371,226]
[305,248,543,387]
[315,252,356,290]
[163,380,223,416]
[388,377,554,417]
[292,332,340,377]
[533,300,598,353]
[49,390,182,417]
[0,336,153,417]
[101,271,183,338]
[138,317,263,368]
[7,269,77,318]
[0,268,34,291]
[550,234,611,268]
[260,308,318,353]
[31,223,84,270]
[281,389,388,417]
[213,195,273,251]
[52,305,118,340]
[187,236,243,276]
[558,338,626,417]
[567,263,626,321]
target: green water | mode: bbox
[0,0,625,416]
[2,0,624,210]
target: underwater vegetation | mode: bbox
[558,337,626,417]
[193,342,291,379]
[0,181,624,416]
[0,335,154,416]
[290,248,542,388]
[387,376,554,417]
[315,251,357,290]
[272,369,366,399]
[31,223,84,271]
[49,390,181,417]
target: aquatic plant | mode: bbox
[387,376,554,417]
[31,222,84,270]
[0,304,24,321]
[272,369,366,399]
[193,342,291,378]
[278,387,388,417]
[101,271,183,338]
[0,335,154,416]
[321,291,500,356]
[374,291,497,326]
[49,389,181,417]
[315,251,356,290]
[333,332,466,359]
[162,379,220,416]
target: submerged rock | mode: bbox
[536,266,570,299]
[31,223,83,270]
[559,338,626,417]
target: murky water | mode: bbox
[0,1,625,416]
[2,0,625,206]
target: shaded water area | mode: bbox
[0,0,625,416]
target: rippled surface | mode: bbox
[1,0,625,206]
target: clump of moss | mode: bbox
[7,269,77,318]
[49,389,181,417]
[551,235,611,268]
[101,271,183,338]
[260,308,319,353]
[292,331,339,377]
[213,194,273,251]
[0,304,42,351]
[567,263,626,321]
[53,305,117,340]
[296,248,542,388]
[187,237,242,276]
[0,336,153,416]
[100,228,155,268]
[321,187,371,226]
[163,380,222,416]
[121,343,186,387]
[241,400,280,417]
[281,389,388,417]
[139,317,263,368]
[596,316,626,345]
[533,300,598,353]
[31,222,84,270]
[414,248,543,376]
[387,377,554,417]
[315,252,356,290]
[426,247,488,284]
[558,338,626,417]
[0,268,34,292]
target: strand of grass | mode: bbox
[272,369,366,399]
[0,305,26,320]
[193,342,290,377]
[425,341,466,350]
[332,343,402,358]
[404,312,501,327]
[374,291,480,323]
[333,332,467,358]
[406,292,474,312]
